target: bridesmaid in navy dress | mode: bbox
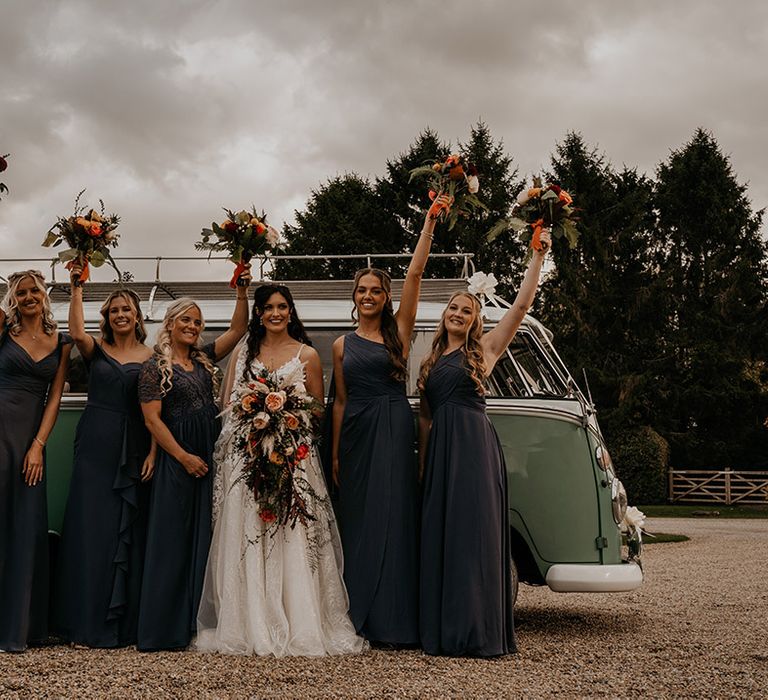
[331,196,449,645]
[0,270,72,652]
[417,231,551,657]
[137,274,249,651]
[53,266,155,647]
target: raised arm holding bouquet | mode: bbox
[42,190,121,285]
[197,207,280,287]
[409,153,487,230]
[487,177,579,262]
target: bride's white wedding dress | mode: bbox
[195,347,366,656]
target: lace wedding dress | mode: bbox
[195,348,366,656]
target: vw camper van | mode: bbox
[3,255,642,603]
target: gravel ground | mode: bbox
[2,517,767,699]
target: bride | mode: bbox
[196,284,365,656]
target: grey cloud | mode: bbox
[1,0,766,275]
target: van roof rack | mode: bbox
[35,278,467,304]
[0,253,474,305]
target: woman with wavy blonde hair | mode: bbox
[137,269,250,651]
[0,270,72,651]
[418,231,551,657]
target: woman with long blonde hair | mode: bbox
[418,231,551,657]
[0,270,72,651]
[53,266,155,648]
[137,269,249,651]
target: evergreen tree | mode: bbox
[273,174,405,280]
[540,132,662,428]
[276,123,524,287]
[377,122,525,292]
[539,132,670,499]
[654,128,768,468]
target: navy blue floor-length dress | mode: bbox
[54,343,150,647]
[420,349,515,656]
[336,332,419,644]
[136,345,220,651]
[0,332,71,652]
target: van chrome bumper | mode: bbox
[545,562,643,592]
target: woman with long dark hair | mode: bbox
[196,284,364,656]
[331,197,448,645]
[137,269,249,651]
[53,268,155,648]
[0,270,72,651]
[417,232,550,657]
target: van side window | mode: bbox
[489,331,568,398]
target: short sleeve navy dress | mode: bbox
[336,332,419,644]
[420,349,516,657]
[53,343,151,647]
[0,331,71,652]
[136,344,220,651]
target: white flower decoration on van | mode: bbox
[467,271,498,298]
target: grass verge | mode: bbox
[639,504,768,519]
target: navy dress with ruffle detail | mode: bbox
[54,342,151,647]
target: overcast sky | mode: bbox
[1,0,767,281]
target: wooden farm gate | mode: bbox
[668,469,768,505]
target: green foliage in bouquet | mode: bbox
[408,153,488,230]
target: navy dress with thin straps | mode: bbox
[0,331,71,651]
[420,349,515,656]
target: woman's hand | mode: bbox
[535,228,552,256]
[332,458,340,488]
[427,193,453,222]
[236,262,252,289]
[179,452,208,478]
[23,442,44,486]
[140,454,155,482]
[69,263,84,286]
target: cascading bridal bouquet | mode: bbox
[409,153,487,230]
[227,365,325,534]
[42,190,121,285]
[487,177,579,263]
[197,207,280,287]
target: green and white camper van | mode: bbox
[4,256,642,603]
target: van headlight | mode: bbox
[595,444,615,477]
[611,479,628,524]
